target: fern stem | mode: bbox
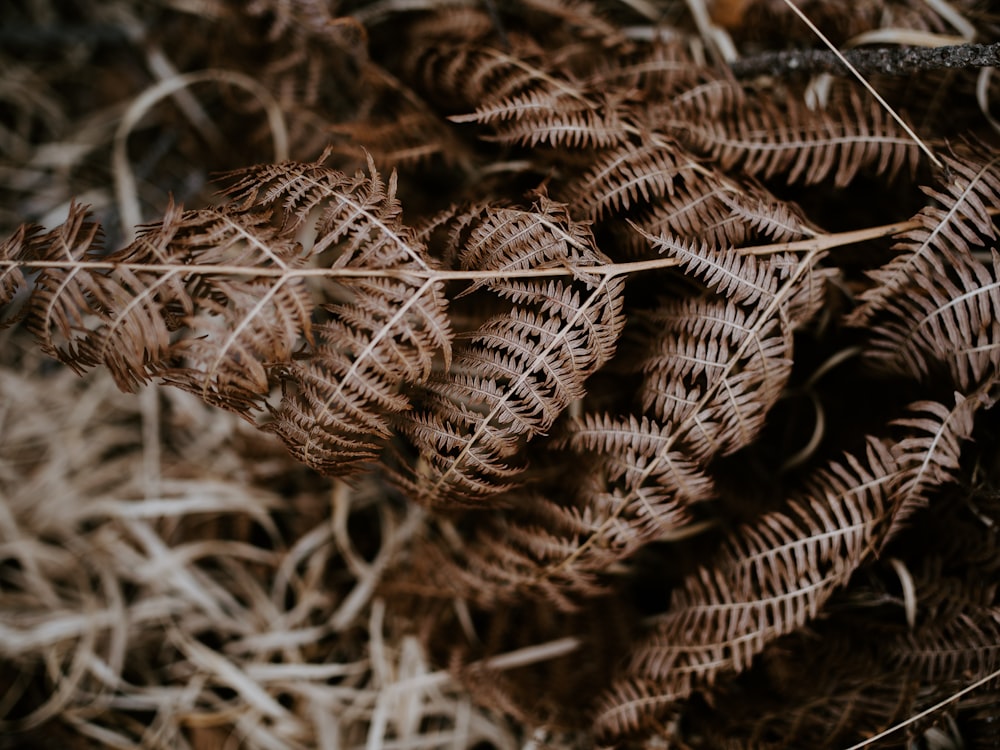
[740,218,920,255]
[2,214,940,280]
[0,257,682,281]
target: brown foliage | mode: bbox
[3,0,1000,747]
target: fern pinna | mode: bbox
[3,0,1000,747]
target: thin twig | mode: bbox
[731,41,1000,79]
[843,664,1000,749]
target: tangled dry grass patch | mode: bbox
[0,335,543,749]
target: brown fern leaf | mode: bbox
[637,229,786,308]
[594,437,901,740]
[881,392,989,542]
[629,183,740,251]
[404,497,613,610]
[848,147,1000,328]
[638,296,792,459]
[453,198,604,289]
[620,167,812,252]
[896,610,1000,686]
[5,207,111,366]
[517,0,627,47]
[453,93,629,149]
[636,179,746,249]
[592,677,681,741]
[3,155,453,475]
[399,415,708,608]
[514,249,825,606]
[584,41,714,102]
[681,627,921,750]
[864,248,1000,391]
[396,199,624,507]
[716,179,816,244]
[632,241,824,461]
[890,556,1000,684]
[894,395,984,501]
[564,137,698,220]
[405,18,549,113]
[143,207,314,410]
[556,413,714,554]
[14,201,311,406]
[270,278,451,473]
[565,414,715,505]
[222,152,432,270]
[223,156,453,473]
[405,18,628,150]
[330,112,459,170]
[327,61,472,171]
[658,83,919,186]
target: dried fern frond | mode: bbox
[594,436,902,739]
[592,677,681,742]
[565,414,715,506]
[403,15,630,150]
[455,92,630,149]
[609,164,814,253]
[894,597,1000,685]
[848,151,1000,396]
[658,83,920,186]
[637,294,792,458]
[400,497,613,610]
[565,137,691,220]
[630,241,826,459]
[489,247,830,607]
[326,61,474,172]
[446,66,629,149]
[584,41,714,102]
[224,155,453,473]
[680,627,920,750]
[7,201,312,409]
[562,416,713,550]
[1,154,453,475]
[7,1,1000,746]
[848,146,1000,329]
[1,221,46,325]
[888,537,1000,684]
[396,198,624,507]
[864,248,1000,391]
[639,230,785,307]
[396,413,710,609]
[881,391,989,541]
[330,111,460,170]
[404,18,549,112]
[516,0,627,47]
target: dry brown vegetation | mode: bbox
[3,0,1000,748]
